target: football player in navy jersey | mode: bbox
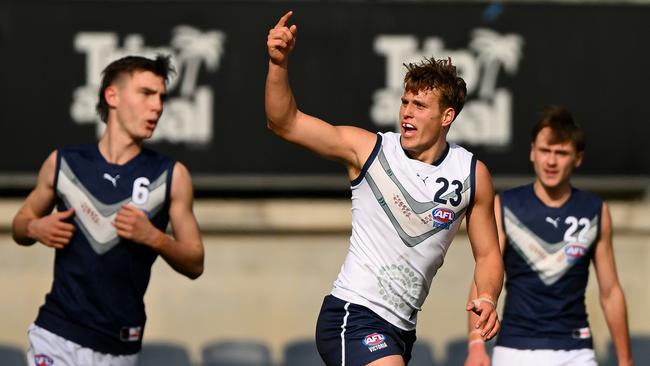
[465,106,632,366]
[267,11,503,366]
[12,55,204,366]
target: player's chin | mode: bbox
[540,175,562,189]
[139,130,155,140]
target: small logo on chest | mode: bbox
[416,172,430,185]
[545,216,560,228]
[103,173,120,187]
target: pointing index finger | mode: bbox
[275,10,293,28]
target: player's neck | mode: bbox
[404,140,449,165]
[533,179,572,208]
[98,129,142,165]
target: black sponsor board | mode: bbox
[1,1,648,192]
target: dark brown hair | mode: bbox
[403,57,467,120]
[96,55,175,123]
[531,105,585,152]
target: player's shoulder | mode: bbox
[498,184,534,204]
[446,141,474,159]
[570,186,603,208]
[377,131,396,145]
[55,144,103,166]
[139,147,176,166]
[57,143,96,155]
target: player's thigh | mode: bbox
[366,354,405,366]
[492,346,597,366]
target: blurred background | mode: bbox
[1,0,648,365]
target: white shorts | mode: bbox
[27,324,138,366]
[492,345,597,366]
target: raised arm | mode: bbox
[593,202,633,366]
[265,11,376,179]
[114,162,204,279]
[464,161,504,343]
[12,150,76,248]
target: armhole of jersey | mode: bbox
[53,149,62,193]
[499,193,507,237]
[350,133,382,187]
[469,156,477,207]
[595,200,604,247]
[165,160,176,205]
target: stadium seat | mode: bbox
[409,340,436,366]
[137,342,192,366]
[283,339,322,366]
[602,334,650,366]
[0,344,26,366]
[201,340,272,366]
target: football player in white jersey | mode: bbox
[266,11,503,366]
[465,106,632,366]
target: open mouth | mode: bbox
[402,123,417,132]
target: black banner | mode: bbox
[1,1,648,191]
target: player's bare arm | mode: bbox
[465,161,504,341]
[265,11,376,179]
[113,162,204,279]
[465,194,506,366]
[593,202,633,366]
[12,150,75,248]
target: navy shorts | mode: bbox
[316,295,416,366]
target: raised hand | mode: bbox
[267,11,298,66]
[27,208,76,249]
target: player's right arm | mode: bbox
[265,11,377,179]
[12,151,75,248]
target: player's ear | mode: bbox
[441,107,455,127]
[529,143,535,163]
[574,151,584,168]
[105,85,119,108]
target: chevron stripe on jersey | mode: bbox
[58,157,168,255]
[366,149,470,247]
[503,206,598,285]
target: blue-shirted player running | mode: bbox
[12,55,205,366]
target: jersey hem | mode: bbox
[330,288,416,332]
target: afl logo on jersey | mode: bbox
[34,354,54,366]
[565,244,587,263]
[432,207,455,229]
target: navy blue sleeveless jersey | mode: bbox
[35,144,175,355]
[496,184,602,350]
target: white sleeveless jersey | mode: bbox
[331,132,476,330]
